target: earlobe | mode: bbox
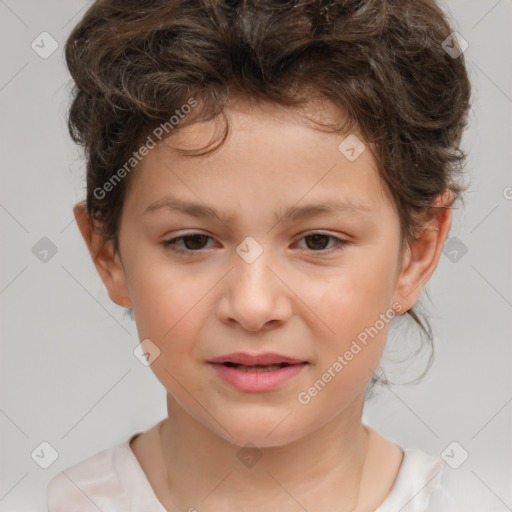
[393,190,453,312]
[73,201,132,308]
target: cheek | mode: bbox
[128,264,211,400]
[297,285,393,421]
[127,257,210,353]
[312,256,397,342]
[302,251,398,390]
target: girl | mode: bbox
[48,0,489,510]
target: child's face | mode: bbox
[96,100,431,447]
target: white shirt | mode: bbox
[46,432,492,511]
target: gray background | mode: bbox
[1,1,511,510]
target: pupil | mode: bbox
[185,235,208,250]
[306,234,328,250]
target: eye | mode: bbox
[162,233,215,253]
[161,231,350,255]
[295,232,349,253]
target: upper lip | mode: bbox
[207,352,308,366]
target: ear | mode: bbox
[393,189,453,312]
[73,201,132,308]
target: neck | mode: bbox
[159,392,369,512]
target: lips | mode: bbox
[207,352,309,392]
[207,352,308,366]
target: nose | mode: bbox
[216,250,293,333]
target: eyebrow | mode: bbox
[141,196,376,224]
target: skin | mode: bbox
[74,97,452,511]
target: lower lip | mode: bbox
[208,363,308,392]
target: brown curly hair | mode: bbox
[64,0,471,393]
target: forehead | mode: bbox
[123,100,393,219]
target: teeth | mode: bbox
[231,363,286,371]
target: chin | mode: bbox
[228,430,302,449]
[211,413,309,449]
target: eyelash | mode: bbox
[161,232,350,255]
